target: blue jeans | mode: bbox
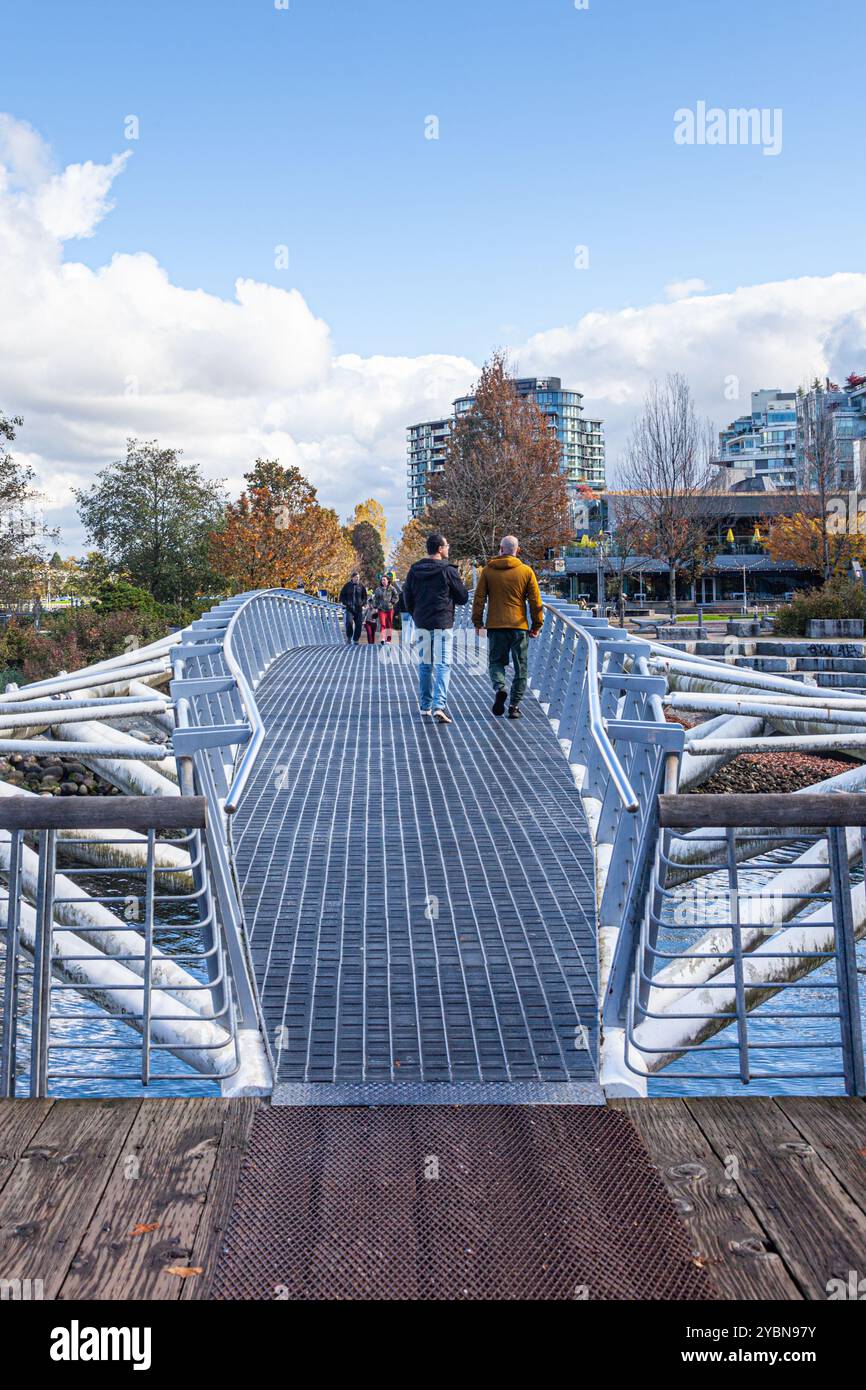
[414,627,453,711]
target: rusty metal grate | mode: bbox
[211,1105,716,1300]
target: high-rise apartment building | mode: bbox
[797,376,866,490]
[716,388,799,489]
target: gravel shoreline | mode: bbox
[0,751,122,796]
[690,751,860,796]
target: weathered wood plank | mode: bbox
[659,792,866,828]
[775,1098,866,1221]
[183,1099,258,1301]
[58,1099,234,1301]
[686,1096,866,1299]
[0,796,205,831]
[0,1099,140,1297]
[612,1098,800,1301]
[0,1100,54,1194]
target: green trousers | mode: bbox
[487,628,529,707]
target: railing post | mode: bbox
[603,757,666,1029]
[726,827,751,1085]
[141,828,156,1086]
[0,829,23,1097]
[827,825,866,1097]
[30,828,56,1098]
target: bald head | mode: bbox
[499,535,519,556]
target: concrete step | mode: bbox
[732,656,793,672]
[811,671,866,688]
[755,640,866,658]
[795,657,866,673]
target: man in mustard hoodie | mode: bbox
[472,535,544,718]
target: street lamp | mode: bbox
[595,531,607,615]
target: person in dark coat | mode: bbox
[402,533,469,724]
[338,571,367,644]
[362,596,378,645]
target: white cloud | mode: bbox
[665,278,708,301]
[35,152,132,240]
[1,114,865,555]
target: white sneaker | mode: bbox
[419,706,432,716]
[433,709,453,725]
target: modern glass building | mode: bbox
[407,375,606,518]
[406,417,452,519]
[716,389,799,489]
[796,376,866,490]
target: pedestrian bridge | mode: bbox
[2,587,865,1102]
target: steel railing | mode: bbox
[168,588,344,1053]
[0,795,242,1097]
[620,794,866,1096]
[0,589,343,1096]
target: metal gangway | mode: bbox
[1,589,865,1099]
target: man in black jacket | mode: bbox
[338,571,367,644]
[402,533,469,724]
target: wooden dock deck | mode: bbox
[613,1097,866,1300]
[0,1098,255,1300]
[2,1095,865,1300]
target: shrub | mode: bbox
[94,580,161,615]
[0,665,23,690]
[0,607,168,684]
[773,576,866,636]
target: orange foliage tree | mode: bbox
[389,516,428,579]
[767,512,866,575]
[209,459,355,596]
[430,351,573,570]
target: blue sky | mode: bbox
[6,0,864,363]
[2,0,865,548]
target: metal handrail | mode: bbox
[620,797,866,1096]
[541,604,639,813]
[222,589,341,812]
[221,594,270,815]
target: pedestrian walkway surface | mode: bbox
[232,642,599,1100]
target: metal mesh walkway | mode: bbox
[211,1104,716,1300]
[232,642,599,1097]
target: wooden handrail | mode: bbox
[658,793,866,829]
[0,795,206,831]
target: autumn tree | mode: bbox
[796,384,843,581]
[768,512,866,575]
[430,352,573,570]
[389,516,429,579]
[617,374,719,616]
[209,458,354,596]
[75,439,226,604]
[605,493,650,626]
[350,499,389,559]
[348,519,385,586]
